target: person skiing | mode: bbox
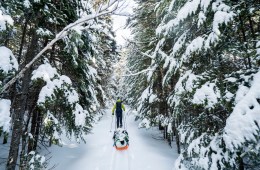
[112,98,126,128]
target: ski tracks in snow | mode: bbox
[109,148,116,170]
[109,148,132,170]
[46,108,178,170]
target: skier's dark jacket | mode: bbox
[112,99,125,115]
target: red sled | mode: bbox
[113,128,129,150]
[115,145,129,150]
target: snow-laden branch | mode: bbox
[0,0,121,94]
[123,36,157,45]
[122,68,155,77]
[120,37,157,77]
[123,37,155,59]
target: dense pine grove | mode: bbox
[0,0,118,169]
[124,0,260,169]
[0,0,260,169]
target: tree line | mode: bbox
[124,0,260,169]
[0,0,120,169]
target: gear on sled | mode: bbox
[113,128,129,150]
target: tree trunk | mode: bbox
[28,108,41,153]
[176,129,181,154]
[163,126,167,139]
[20,111,31,170]
[159,120,164,130]
[26,82,44,153]
[18,16,30,63]
[6,30,39,170]
[7,89,28,170]
[3,132,8,144]
[33,110,43,151]
[157,68,167,116]
[239,14,251,69]
[238,152,244,170]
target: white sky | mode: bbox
[112,0,136,46]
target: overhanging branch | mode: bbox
[1,0,121,94]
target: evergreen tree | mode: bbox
[0,0,119,169]
[125,0,260,169]
[124,0,159,121]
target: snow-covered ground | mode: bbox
[45,108,178,170]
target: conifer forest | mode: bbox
[0,0,259,170]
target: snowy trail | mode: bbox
[46,108,178,170]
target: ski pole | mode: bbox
[123,111,127,129]
[125,111,127,130]
[110,115,114,132]
[115,114,117,129]
[123,113,125,129]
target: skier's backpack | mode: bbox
[116,101,122,112]
[113,128,129,150]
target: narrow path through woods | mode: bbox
[46,108,178,170]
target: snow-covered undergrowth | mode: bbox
[0,99,11,132]
[0,10,18,135]
[0,10,13,31]
[149,0,260,169]
[173,69,260,169]
[31,62,91,143]
[128,0,260,169]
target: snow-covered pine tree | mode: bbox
[2,1,88,169]
[153,0,260,169]
[124,0,260,169]
[124,0,162,125]
[96,16,118,105]
[0,6,17,145]
[125,0,179,146]
[0,5,17,89]
[0,0,119,169]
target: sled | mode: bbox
[115,145,129,150]
[113,128,129,150]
